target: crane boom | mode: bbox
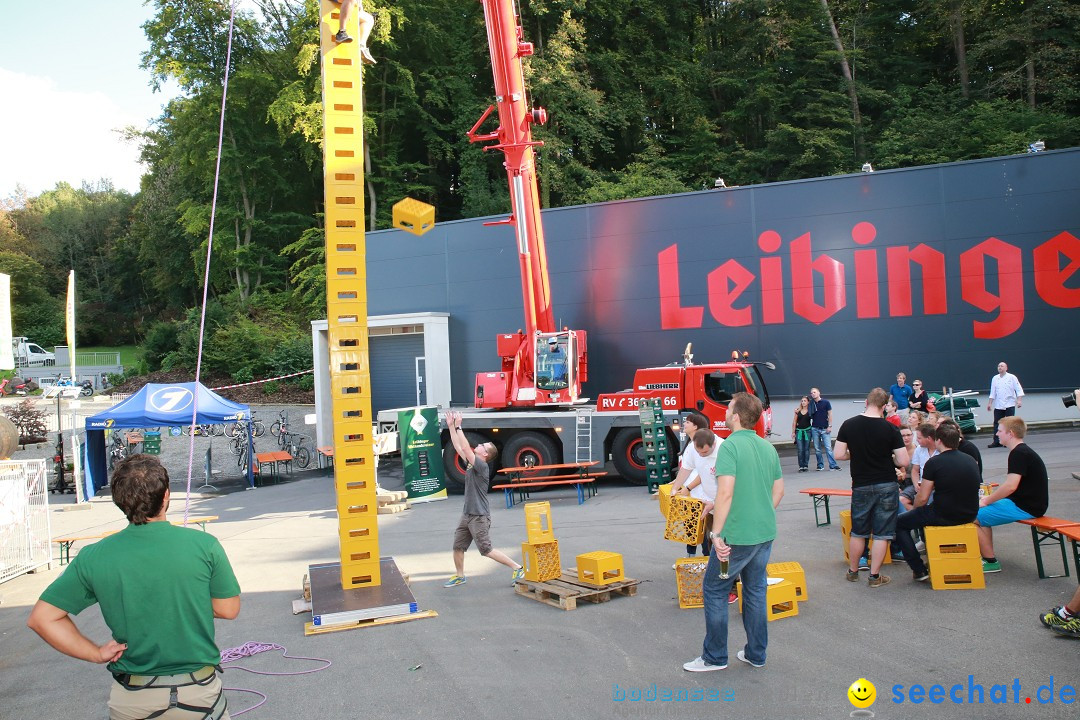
[468,0,587,409]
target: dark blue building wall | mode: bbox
[366,149,1080,400]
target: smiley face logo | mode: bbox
[848,678,876,709]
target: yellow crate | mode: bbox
[839,510,891,564]
[675,557,709,609]
[524,501,555,544]
[392,197,435,236]
[664,495,707,545]
[576,551,624,585]
[766,561,808,602]
[924,524,980,559]
[340,558,382,589]
[929,556,985,590]
[737,578,799,621]
[658,483,673,518]
[522,540,561,582]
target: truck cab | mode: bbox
[12,337,56,367]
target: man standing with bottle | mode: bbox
[683,393,784,672]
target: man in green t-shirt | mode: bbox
[683,393,784,673]
[27,455,240,720]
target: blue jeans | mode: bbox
[812,428,839,469]
[702,540,773,667]
[795,430,811,469]
[850,482,899,540]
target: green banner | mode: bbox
[398,406,447,502]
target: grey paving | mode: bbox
[2,413,1079,719]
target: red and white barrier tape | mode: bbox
[212,369,314,390]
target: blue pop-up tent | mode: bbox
[83,382,252,498]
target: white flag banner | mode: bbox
[66,270,76,380]
[0,274,13,371]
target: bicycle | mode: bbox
[270,410,289,444]
[108,431,127,470]
[226,414,265,439]
[231,425,253,456]
[282,431,312,469]
[183,423,224,437]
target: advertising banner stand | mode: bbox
[398,407,447,503]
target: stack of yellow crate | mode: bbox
[839,510,892,565]
[521,502,561,582]
[924,524,985,590]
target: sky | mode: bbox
[0,1,181,198]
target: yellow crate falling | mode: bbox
[576,551,625,586]
[524,501,555,544]
[737,578,799,621]
[675,557,709,609]
[924,524,980,559]
[658,483,673,518]
[929,556,985,590]
[521,540,561,582]
[664,495,707,545]
[392,197,435,236]
[766,561,808,602]
[839,510,891,564]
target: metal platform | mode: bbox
[309,557,418,628]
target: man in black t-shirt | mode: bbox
[835,388,911,588]
[975,416,1049,574]
[935,416,983,478]
[894,423,981,581]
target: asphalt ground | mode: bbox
[2,414,1079,719]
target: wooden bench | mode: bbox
[495,462,605,508]
[492,475,605,509]
[317,445,334,469]
[54,515,219,565]
[799,488,852,526]
[1060,525,1080,579]
[1017,516,1080,579]
[255,451,294,481]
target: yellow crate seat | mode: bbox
[523,501,555,544]
[675,557,709,609]
[929,556,985,590]
[924,524,980,559]
[664,495,707,545]
[737,578,799,621]
[840,510,891,564]
[766,561,807,602]
[521,540,561,582]
[658,483,673,518]
[576,551,625,585]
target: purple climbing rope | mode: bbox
[219,641,333,716]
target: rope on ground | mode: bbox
[211,369,314,391]
[219,641,333,716]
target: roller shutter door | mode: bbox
[370,333,425,415]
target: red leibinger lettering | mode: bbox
[658,224,1080,340]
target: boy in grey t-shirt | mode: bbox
[443,410,524,587]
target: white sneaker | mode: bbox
[683,656,727,672]
[737,650,765,668]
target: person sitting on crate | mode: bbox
[892,422,981,583]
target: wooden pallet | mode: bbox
[514,571,640,611]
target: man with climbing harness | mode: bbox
[28,455,241,720]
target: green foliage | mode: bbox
[3,399,48,444]
[141,321,181,372]
[262,380,281,396]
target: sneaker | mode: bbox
[1049,617,1080,638]
[683,656,727,672]
[858,556,869,571]
[736,650,765,668]
[913,570,930,583]
[982,559,1002,574]
[443,575,466,588]
[846,569,860,582]
[511,567,524,585]
[816,467,824,471]
[987,442,1002,448]
[868,574,891,588]
[892,550,906,562]
[915,540,926,553]
[831,466,842,471]
[359,45,377,65]
[728,590,738,605]
[1040,606,1073,628]
[334,29,353,43]
[798,467,808,472]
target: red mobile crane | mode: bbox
[376,1,775,490]
[467,0,586,409]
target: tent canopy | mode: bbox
[86,382,250,429]
[83,383,252,497]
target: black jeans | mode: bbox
[894,505,959,575]
[990,406,1015,444]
